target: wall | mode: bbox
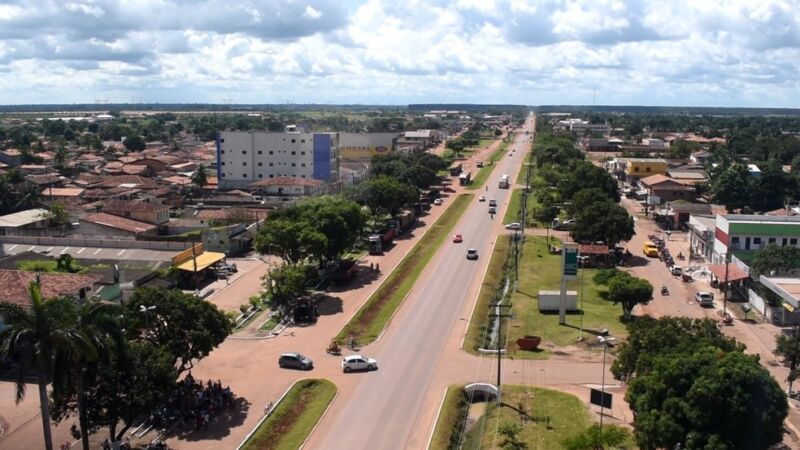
[339,133,398,161]
[218,131,320,188]
[0,235,191,250]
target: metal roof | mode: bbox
[0,208,49,228]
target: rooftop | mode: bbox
[0,208,49,228]
[723,214,800,224]
[101,199,168,213]
[44,187,85,197]
[82,212,157,234]
[0,270,99,308]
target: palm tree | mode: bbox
[54,301,123,450]
[54,146,68,170]
[0,282,82,450]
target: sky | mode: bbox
[0,0,799,107]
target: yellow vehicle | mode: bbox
[643,241,659,258]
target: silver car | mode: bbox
[342,355,378,373]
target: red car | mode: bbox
[453,234,463,243]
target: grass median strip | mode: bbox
[338,194,474,345]
[429,385,469,450]
[462,236,513,355]
[467,141,508,190]
[240,379,336,450]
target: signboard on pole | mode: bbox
[590,389,612,409]
[562,243,578,280]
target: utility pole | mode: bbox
[723,251,731,316]
[597,334,615,432]
[490,303,513,405]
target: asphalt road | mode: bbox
[315,116,535,450]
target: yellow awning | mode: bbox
[784,302,796,313]
[176,252,226,272]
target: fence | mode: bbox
[0,235,191,251]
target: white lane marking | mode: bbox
[77,248,86,254]
[60,247,70,254]
[46,247,53,252]
[117,249,126,256]
[8,244,17,251]
[28,246,36,251]
[94,249,102,255]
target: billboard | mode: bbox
[590,388,612,409]
[562,243,578,280]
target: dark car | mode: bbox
[278,352,313,370]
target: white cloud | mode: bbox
[0,0,798,106]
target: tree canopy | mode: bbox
[124,287,231,374]
[750,244,800,279]
[570,200,634,247]
[607,272,652,320]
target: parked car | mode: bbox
[488,199,498,207]
[553,218,576,230]
[695,292,714,307]
[478,195,486,202]
[433,198,443,205]
[488,206,496,214]
[476,160,484,167]
[453,234,463,243]
[643,241,659,258]
[466,248,479,260]
[278,352,313,370]
[670,266,683,276]
[505,223,521,230]
[342,355,378,373]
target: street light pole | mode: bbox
[597,334,615,432]
[723,251,730,317]
[139,305,156,329]
[490,303,513,405]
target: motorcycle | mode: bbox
[722,313,734,325]
[326,340,341,356]
[661,285,669,296]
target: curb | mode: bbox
[298,387,340,450]
[425,387,449,450]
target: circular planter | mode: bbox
[516,335,542,351]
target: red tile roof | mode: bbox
[82,212,157,234]
[0,270,99,308]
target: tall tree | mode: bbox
[191,165,208,191]
[570,200,634,247]
[0,283,82,450]
[750,244,800,279]
[264,263,308,309]
[607,272,652,320]
[124,287,231,374]
[710,163,751,212]
[775,327,800,395]
[52,302,123,450]
[356,175,418,216]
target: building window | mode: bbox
[258,174,263,178]
[243,174,248,177]
[792,238,798,246]
[220,173,225,178]
[258,162,263,166]
[731,237,740,248]
[783,238,789,246]
[269,162,273,167]
[301,151,306,155]
[754,237,762,246]
[221,162,225,166]
[291,139,296,143]
[269,174,274,178]
[301,163,306,167]
[292,163,296,167]
[258,151,262,155]
[243,162,247,166]
[220,150,225,154]
[292,151,296,155]
[769,237,776,244]
[220,138,225,143]
[301,139,305,143]
[269,151,273,155]
[242,150,247,154]
[301,174,306,178]
[633,167,639,172]
[645,167,651,172]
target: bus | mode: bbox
[449,162,463,176]
[498,174,510,189]
[459,171,471,186]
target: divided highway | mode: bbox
[314,116,535,450]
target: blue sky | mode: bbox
[0,0,798,107]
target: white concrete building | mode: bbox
[217,130,340,190]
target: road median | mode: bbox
[337,194,474,345]
[238,379,336,450]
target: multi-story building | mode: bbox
[554,119,610,136]
[216,128,340,190]
[712,214,800,264]
[624,158,668,181]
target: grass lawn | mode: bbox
[463,236,513,354]
[508,236,627,358]
[429,386,470,450]
[461,386,592,450]
[258,312,281,331]
[467,141,508,190]
[240,379,336,450]
[337,194,474,345]
[503,189,523,225]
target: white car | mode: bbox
[342,355,378,373]
[478,195,486,202]
[505,223,521,230]
[695,292,714,307]
[433,198,443,205]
